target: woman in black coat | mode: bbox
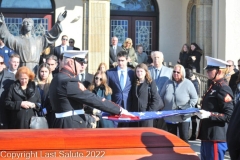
[130,63,163,127]
[188,43,203,73]
[5,66,41,129]
[178,44,190,68]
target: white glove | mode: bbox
[120,108,135,117]
[196,110,211,119]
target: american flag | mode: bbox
[102,108,199,122]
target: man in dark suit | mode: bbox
[78,57,93,88]
[69,38,80,50]
[109,36,123,68]
[106,51,134,127]
[229,59,240,94]
[0,55,15,129]
[54,35,73,60]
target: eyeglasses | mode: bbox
[62,38,68,41]
[226,65,232,67]
[0,62,4,65]
[173,71,180,74]
[95,77,102,81]
[69,41,74,43]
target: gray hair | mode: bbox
[151,51,164,59]
[172,64,186,81]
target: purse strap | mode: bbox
[172,81,178,109]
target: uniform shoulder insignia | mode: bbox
[224,94,232,102]
[78,82,86,91]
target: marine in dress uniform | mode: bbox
[196,56,234,160]
[49,50,131,128]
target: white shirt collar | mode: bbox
[8,68,17,74]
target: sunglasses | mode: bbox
[238,65,240,67]
[173,71,180,74]
[226,65,232,67]
[95,77,102,81]
[62,38,68,41]
[69,41,74,43]
[0,62,4,65]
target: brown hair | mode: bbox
[9,53,20,60]
[35,63,53,98]
[15,66,35,81]
[97,62,108,72]
[135,63,152,85]
[180,44,190,54]
[88,71,112,95]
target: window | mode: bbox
[1,0,52,9]
[110,0,155,12]
[190,5,196,43]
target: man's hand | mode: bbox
[196,110,211,119]
[57,11,67,23]
[0,13,5,25]
[120,108,135,117]
[112,62,118,67]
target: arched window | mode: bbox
[190,5,196,43]
[111,0,155,11]
[0,0,54,36]
[1,0,52,9]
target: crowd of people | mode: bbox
[1,32,240,160]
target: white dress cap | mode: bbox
[63,50,88,59]
[204,56,229,70]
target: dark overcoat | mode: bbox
[5,81,41,129]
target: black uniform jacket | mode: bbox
[227,100,240,160]
[198,78,233,141]
[5,81,41,129]
[49,68,121,128]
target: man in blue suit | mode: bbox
[148,51,172,130]
[106,51,134,127]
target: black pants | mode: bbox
[166,122,190,143]
[190,115,197,138]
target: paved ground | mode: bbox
[189,139,231,160]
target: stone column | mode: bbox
[196,0,212,73]
[224,0,240,64]
[82,0,89,50]
[85,0,110,74]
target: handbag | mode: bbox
[30,111,48,129]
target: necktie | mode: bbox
[155,69,159,81]
[62,46,65,52]
[113,46,116,56]
[81,73,84,82]
[120,71,124,90]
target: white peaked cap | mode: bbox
[63,50,88,59]
[204,56,229,70]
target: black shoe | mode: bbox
[189,136,196,140]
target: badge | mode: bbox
[5,50,8,53]
[224,94,232,102]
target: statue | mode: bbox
[0,11,67,72]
